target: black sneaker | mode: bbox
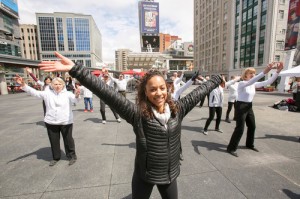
[69,158,76,166]
[227,149,238,157]
[49,160,58,166]
[247,146,259,152]
[225,118,231,123]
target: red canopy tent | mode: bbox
[122,70,145,77]
[91,70,103,77]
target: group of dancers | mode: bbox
[15,52,283,198]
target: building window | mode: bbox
[275,55,280,61]
[279,0,285,4]
[278,10,284,20]
[276,41,284,50]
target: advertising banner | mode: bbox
[141,1,159,34]
[183,42,194,57]
[0,0,18,17]
[141,35,160,52]
[285,0,300,50]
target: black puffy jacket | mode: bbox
[69,64,222,185]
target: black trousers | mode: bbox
[204,107,222,131]
[226,101,236,119]
[45,123,76,161]
[199,94,209,107]
[132,169,178,199]
[100,100,119,120]
[42,100,46,116]
[227,101,256,152]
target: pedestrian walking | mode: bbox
[15,74,80,166]
[38,52,222,199]
[227,62,283,157]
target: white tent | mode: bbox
[279,65,300,77]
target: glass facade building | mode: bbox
[232,0,289,75]
[36,12,102,67]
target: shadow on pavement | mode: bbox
[181,125,203,133]
[282,189,300,199]
[6,147,65,164]
[20,121,45,127]
[102,142,136,149]
[256,134,300,143]
[191,140,227,155]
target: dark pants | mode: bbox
[199,94,209,107]
[226,101,236,119]
[100,100,119,120]
[227,101,256,152]
[45,123,76,161]
[204,107,222,131]
[132,169,178,199]
[42,100,46,116]
[118,91,126,98]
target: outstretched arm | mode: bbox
[15,74,45,99]
[255,62,283,88]
[178,75,222,118]
[26,67,44,86]
[39,52,137,124]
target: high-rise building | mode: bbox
[231,0,289,75]
[19,24,39,60]
[159,33,182,53]
[115,49,132,71]
[138,0,160,52]
[194,0,234,76]
[0,0,21,57]
[36,12,102,67]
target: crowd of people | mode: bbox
[14,52,289,199]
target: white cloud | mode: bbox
[18,0,193,63]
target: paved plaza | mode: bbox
[0,86,299,199]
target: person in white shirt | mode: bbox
[99,74,121,124]
[172,72,185,96]
[108,73,134,98]
[225,75,241,123]
[227,62,283,157]
[79,85,94,112]
[15,75,80,166]
[202,76,241,135]
[26,67,52,116]
[198,75,210,107]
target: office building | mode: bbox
[19,24,39,60]
[115,49,132,71]
[232,0,289,75]
[0,0,21,57]
[36,12,102,67]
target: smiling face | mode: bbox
[145,75,168,113]
[51,78,65,93]
[244,71,256,81]
[119,75,124,80]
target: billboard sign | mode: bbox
[183,42,194,57]
[140,1,159,34]
[141,35,160,52]
[285,0,300,50]
[0,0,18,17]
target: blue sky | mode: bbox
[18,0,193,63]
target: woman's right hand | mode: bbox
[25,67,32,74]
[38,52,75,72]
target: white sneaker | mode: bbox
[202,129,208,135]
[102,120,106,124]
[117,118,121,123]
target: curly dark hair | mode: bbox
[136,69,178,119]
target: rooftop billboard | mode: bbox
[0,0,18,17]
[285,0,300,50]
[140,1,159,34]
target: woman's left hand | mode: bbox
[276,62,283,73]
